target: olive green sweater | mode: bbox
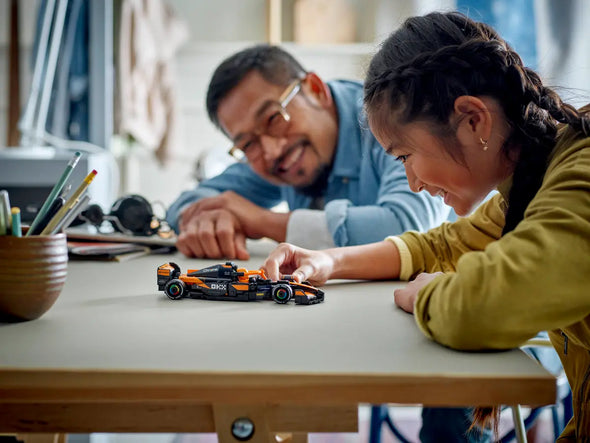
[390,127,590,439]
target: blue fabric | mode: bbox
[456,0,537,69]
[166,80,451,244]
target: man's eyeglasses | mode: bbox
[228,79,302,163]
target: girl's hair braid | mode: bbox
[364,11,590,236]
[503,63,590,233]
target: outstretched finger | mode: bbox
[261,243,294,280]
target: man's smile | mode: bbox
[272,141,309,177]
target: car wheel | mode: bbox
[272,284,293,304]
[164,279,186,300]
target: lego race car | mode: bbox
[157,262,324,305]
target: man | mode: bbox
[166,45,450,259]
[165,45,495,443]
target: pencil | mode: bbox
[40,169,97,236]
[11,207,22,237]
[27,151,81,236]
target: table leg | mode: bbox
[275,432,308,443]
[510,406,528,443]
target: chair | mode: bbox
[502,338,572,442]
[368,405,412,443]
[369,338,572,443]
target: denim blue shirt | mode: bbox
[166,80,451,246]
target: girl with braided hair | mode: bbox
[262,10,590,439]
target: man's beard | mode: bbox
[295,161,332,199]
[271,140,334,199]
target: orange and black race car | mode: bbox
[157,262,324,305]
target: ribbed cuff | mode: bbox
[385,236,413,281]
[286,209,335,250]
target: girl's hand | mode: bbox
[394,272,443,313]
[261,243,335,286]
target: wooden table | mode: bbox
[0,241,556,442]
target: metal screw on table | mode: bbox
[231,417,255,441]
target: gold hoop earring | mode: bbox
[480,137,489,151]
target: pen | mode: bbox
[59,183,72,199]
[0,190,11,235]
[53,193,91,233]
[29,196,65,235]
[40,169,98,236]
[11,208,22,237]
[27,151,81,236]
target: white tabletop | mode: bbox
[0,240,556,408]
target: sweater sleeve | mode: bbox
[398,193,506,279]
[413,137,590,351]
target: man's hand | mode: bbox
[394,272,443,313]
[180,191,288,242]
[176,207,250,260]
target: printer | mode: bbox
[0,147,115,223]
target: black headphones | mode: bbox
[76,194,161,236]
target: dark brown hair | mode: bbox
[364,11,590,235]
[206,45,307,131]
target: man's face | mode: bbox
[217,71,339,187]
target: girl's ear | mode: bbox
[302,72,333,107]
[454,95,493,149]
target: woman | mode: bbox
[261,11,590,439]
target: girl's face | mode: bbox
[370,118,512,216]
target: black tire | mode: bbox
[272,284,293,304]
[164,279,186,300]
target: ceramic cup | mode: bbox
[0,230,68,321]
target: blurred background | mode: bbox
[0,0,589,218]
